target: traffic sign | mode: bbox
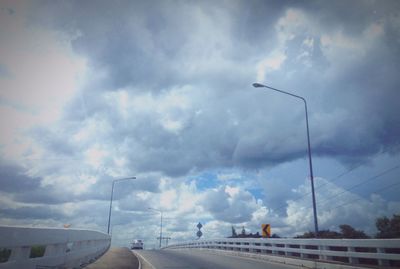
[197,222,203,229]
[196,230,203,238]
[262,224,271,238]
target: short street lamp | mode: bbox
[107,176,136,235]
[148,207,163,248]
[252,82,319,237]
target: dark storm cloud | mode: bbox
[312,0,400,35]
[29,0,400,175]
[29,126,77,156]
[0,161,87,205]
[33,0,289,93]
[14,189,71,204]
[0,0,397,237]
[0,205,65,220]
[309,30,400,163]
[0,158,158,208]
[34,0,197,91]
[0,161,39,192]
[0,160,83,206]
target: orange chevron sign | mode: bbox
[262,224,271,238]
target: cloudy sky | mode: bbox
[1,0,399,247]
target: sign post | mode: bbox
[196,222,203,239]
[262,224,271,238]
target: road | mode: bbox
[85,247,139,269]
[134,249,299,269]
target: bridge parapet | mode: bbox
[165,237,400,268]
[0,226,110,269]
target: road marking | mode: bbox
[132,251,156,269]
[136,252,142,269]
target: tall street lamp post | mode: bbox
[252,82,319,237]
[148,207,163,248]
[107,176,136,235]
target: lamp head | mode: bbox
[252,83,265,88]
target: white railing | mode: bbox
[0,226,110,269]
[165,237,400,268]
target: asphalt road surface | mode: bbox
[134,249,299,269]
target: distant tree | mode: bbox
[376,214,400,238]
[228,226,263,238]
[245,232,262,238]
[295,230,341,239]
[231,226,237,238]
[271,233,281,238]
[339,224,369,239]
[295,225,369,239]
[0,248,11,263]
[241,226,246,236]
[295,231,314,238]
[320,230,342,239]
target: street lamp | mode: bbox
[107,176,136,234]
[252,82,319,237]
[148,207,163,248]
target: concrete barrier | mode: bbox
[165,237,400,268]
[0,226,110,269]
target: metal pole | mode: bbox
[304,99,319,237]
[252,83,319,237]
[149,207,164,249]
[160,211,163,248]
[107,181,115,235]
[107,177,136,235]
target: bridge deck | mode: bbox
[85,247,139,269]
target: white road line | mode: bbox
[132,250,156,269]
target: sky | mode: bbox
[0,0,399,248]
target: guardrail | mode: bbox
[0,226,110,269]
[165,237,400,268]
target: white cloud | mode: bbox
[202,186,261,224]
[84,145,108,170]
[284,177,400,236]
[256,51,287,81]
[0,1,399,245]
[0,1,87,165]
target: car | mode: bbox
[130,239,144,250]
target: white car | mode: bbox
[130,239,144,250]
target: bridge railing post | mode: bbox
[347,246,359,265]
[319,244,332,261]
[377,247,390,267]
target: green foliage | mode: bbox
[296,230,342,239]
[228,214,400,239]
[0,248,11,263]
[231,226,237,237]
[376,214,400,238]
[271,233,280,238]
[228,226,262,238]
[296,214,400,239]
[296,225,369,239]
[30,245,46,258]
[339,224,369,239]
